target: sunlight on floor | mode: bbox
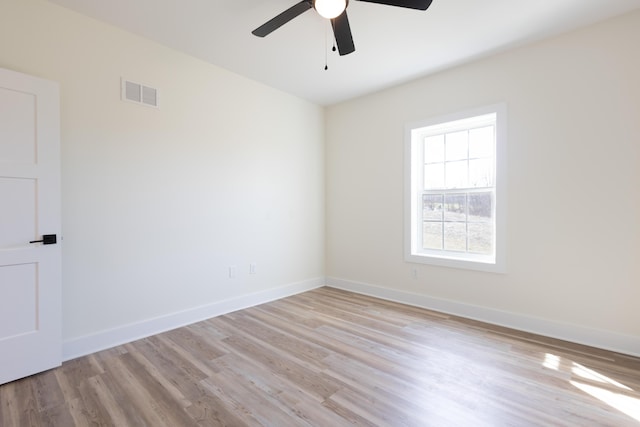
[543,353,640,423]
[572,362,633,391]
[570,381,640,423]
[543,353,560,370]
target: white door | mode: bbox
[0,68,61,385]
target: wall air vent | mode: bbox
[121,78,159,108]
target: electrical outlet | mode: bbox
[249,264,257,275]
[412,268,418,279]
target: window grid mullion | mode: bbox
[418,140,425,251]
[415,112,497,257]
[465,193,469,252]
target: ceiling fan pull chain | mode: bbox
[324,21,329,70]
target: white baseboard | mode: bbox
[64,276,639,360]
[326,277,640,358]
[62,278,325,361]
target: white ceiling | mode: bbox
[48,0,640,105]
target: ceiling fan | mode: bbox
[252,0,433,56]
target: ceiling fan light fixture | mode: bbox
[314,0,346,19]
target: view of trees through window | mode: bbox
[421,123,495,255]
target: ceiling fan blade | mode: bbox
[331,11,355,56]
[252,1,313,37]
[356,0,432,10]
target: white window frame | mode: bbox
[404,104,507,273]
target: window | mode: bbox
[405,104,506,272]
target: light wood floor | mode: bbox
[1,287,639,426]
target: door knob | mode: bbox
[29,234,57,245]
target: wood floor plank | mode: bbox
[90,372,149,426]
[124,339,205,404]
[77,374,123,426]
[224,310,332,369]
[2,287,640,426]
[0,382,20,427]
[98,354,174,426]
[149,334,219,379]
[219,331,340,401]
[162,327,227,362]
[185,393,249,427]
[12,377,40,426]
[201,369,306,427]
[36,402,76,427]
[210,352,352,427]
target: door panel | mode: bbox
[0,87,36,164]
[0,263,38,338]
[0,177,36,247]
[0,67,61,385]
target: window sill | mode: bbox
[405,251,506,274]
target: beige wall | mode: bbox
[0,0,324,352]
[326,11,640,353]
